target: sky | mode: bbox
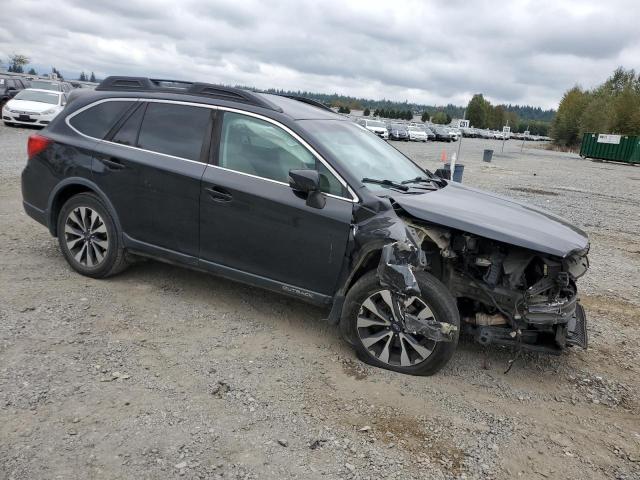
[1,0,639,109]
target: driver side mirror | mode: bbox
[288,169,326,209]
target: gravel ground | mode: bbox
[1,124,639,480]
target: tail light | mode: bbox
[27,134,52,159]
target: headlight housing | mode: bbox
[42,109,57,115]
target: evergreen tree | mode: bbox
[421,111,430,122]
[550,86,589,146]
[431,111,449,124]
[466,94,489,128]
[89,72,96,82]
[363,107,370,116]
[51,67,64,80]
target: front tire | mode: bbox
[57,193,128,278]
[341,270,459,376]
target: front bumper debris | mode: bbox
[566,302,588,349]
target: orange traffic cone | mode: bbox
[440,148,447,162]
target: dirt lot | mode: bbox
[1,124,639,480]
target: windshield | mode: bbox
[408,126,421,131]
[367,120,385,128]
[30,81,60,91]
[14,90,60,105]
[301,120,427,189]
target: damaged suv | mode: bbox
[21,77,589,375]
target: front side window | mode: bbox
[69,100,133,139]
[137,103,211,161]
[219,112,344,196]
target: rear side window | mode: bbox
[137,103,210,161]
[69,101,133,139]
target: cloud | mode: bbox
[1,0,639,109]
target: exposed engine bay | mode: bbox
[406,218,589,353]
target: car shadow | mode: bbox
[112,259,579,378]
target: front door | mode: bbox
[199,111,353,295]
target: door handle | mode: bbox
[101,157,126,170]
[205,186,233,202]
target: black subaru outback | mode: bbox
[21,76,589,375]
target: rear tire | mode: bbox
[57,193,128,278]
[341,270,460,376]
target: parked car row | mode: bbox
[459,127,549,141]
[354,115,550,144]
[1,76,79,127]
[356,118,463,143]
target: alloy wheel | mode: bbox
[63,206,109,268]
[356,289,437,367]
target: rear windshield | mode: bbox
[367,120,385,127]
[30,80,60,91]
[14,90,60,105]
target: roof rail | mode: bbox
[281,95,333,112]
[95,76,282,112]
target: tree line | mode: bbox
[463,94,550,135]
[369,108,413,120]
[262,88,553,124]
[2,53,97,82]
[551,67,640,147]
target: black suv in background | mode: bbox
[0,75,28,108]
[21,76,589,376]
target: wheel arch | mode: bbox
[48,178,121,237]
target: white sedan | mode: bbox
[2,88,67,127]
[407,125,428,142]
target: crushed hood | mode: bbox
[391,182,589,257]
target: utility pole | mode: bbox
[501,119,509,153]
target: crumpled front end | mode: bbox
[329,196,458,344]
[408,217,590,353]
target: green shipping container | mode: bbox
[579,133,640,164]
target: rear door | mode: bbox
[199,110,353,295]
[90,100,213,259]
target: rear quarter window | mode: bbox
[69,101,134,139]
